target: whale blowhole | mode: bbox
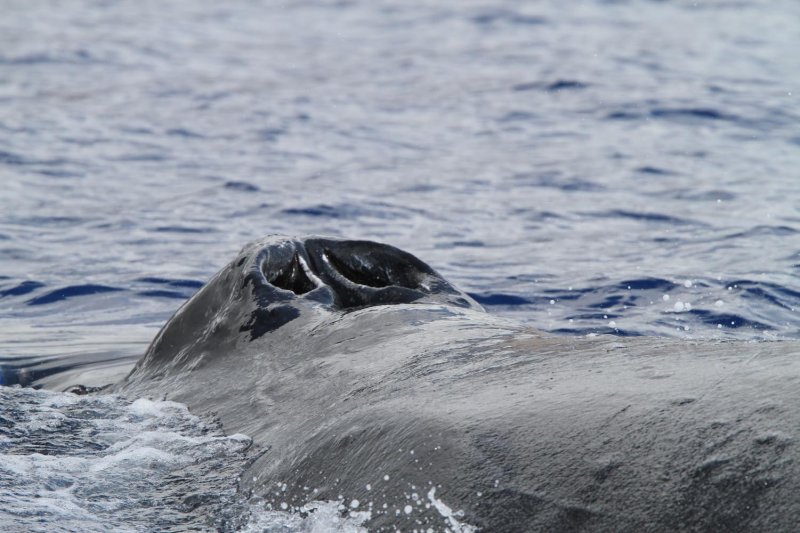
[264,252,317,296]
[322,249,396,289]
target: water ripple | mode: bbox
[513,80,589,92]
[468,293,533,306]
[27,285,124,306]
[0,281,45,299]
[592,210,701,226]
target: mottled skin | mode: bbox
[117,236,800,532]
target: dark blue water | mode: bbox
[1,0,799,391]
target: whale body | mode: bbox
[117,236,800,532]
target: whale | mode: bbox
[116,235,800,532]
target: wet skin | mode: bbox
[117,236,800,532]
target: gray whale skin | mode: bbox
[117,235,800,532]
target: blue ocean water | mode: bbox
[1,0,799,390]
[1,1,799,530]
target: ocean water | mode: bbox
[0,0,798,530]
[0,386,373,532]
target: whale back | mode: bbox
[117,236,800,532]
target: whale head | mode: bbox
[123,235,481,383]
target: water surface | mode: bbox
[0,0,798,529]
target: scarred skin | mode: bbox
[116,236,800,532]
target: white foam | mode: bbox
[240,500,369,533]
[1,386,481,532]
[0,386,252,532]
[427,487,477,533]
